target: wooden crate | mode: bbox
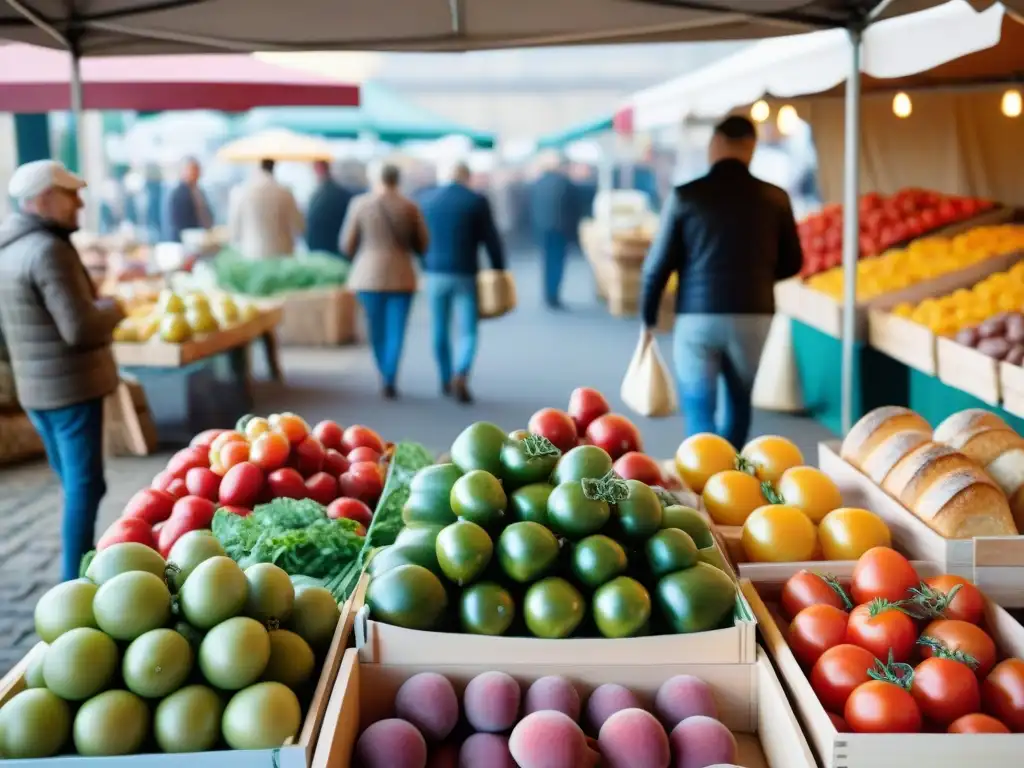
[868,310,939,374]
[936,336,1001,405]
[1000,361,1024,418]
[104,378,158,457]
[262,287,357,347]
[312,648,818,768]
[819,440,1024,607]
[743,572,1024,768]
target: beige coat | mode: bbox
[341,190,428,293]
[228,171,304,260]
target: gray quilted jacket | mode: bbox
[0,213,123,411]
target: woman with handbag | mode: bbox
[341,163,429,399]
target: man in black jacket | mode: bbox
[640,116,803,447]
[306,160,353,257]
[162,156,212,242]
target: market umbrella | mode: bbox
[216,129,335,163]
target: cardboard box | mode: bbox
[742,569,1024,768]
[0,589,362,768]
[936,336,1001,405]
[265,288,357,347]
[1000,361,1024,418]
[819,440,1024,607]
[868,310,939,374]
[311,647,819,768]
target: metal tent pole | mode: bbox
[69,48,86,170]
[840,24,864,435]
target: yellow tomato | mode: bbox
[817,507,892,560]
[741,504,817,563]
[702,470,766,527]
[244,417,271,441]
[740,435,804,484]
[776,466,843,524]
[675,433,737,493]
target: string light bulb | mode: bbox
[1002,89,1022,118]
[750,100,770,123]
[893,92,912,118]
[776,105,799,135]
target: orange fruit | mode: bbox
[777,466,842,524]
[702,470,766,527]
[741,435,804,484]
[675,433,737,493]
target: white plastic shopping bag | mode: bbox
[621,329,678,418]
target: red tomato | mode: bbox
[327,497,373,528]
[323,449,350,477]
[97,517,155,551]
[189,429,225,449]
[568,387,610,435]
[170,495,216,529]
[312,420,344,451]
[305,472,339,506]
[151,471,174,493]
[912,657,981,727]
[982,658,1024,732]
[827,712,849,732]
[184,467,221,502]
[528,408,578,453]
[346,446,381,465]
[919,575,985,625]
[948,713,1010,734]
[218,505,252,518]
[267,468,307,500]
[340,462,385,505]
[165,478,188,500]
[122,488,175,525]
[250,431,291,472]
[612,452,663,486]
[341,424,384,455]
[274,413,311,445]
[218,441,251,473]
[920,620,997,678]
[850,547,920,605]
[781,570,849,621]
[166,446,210,479]
[218,462,264,509]
[585,414,643,460]
[811,644,876,714]
[290,435,326,477]
[845,680,922,733]
[846,602,918,663]
[789,604,849,668]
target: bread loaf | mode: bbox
[881,441,978,508]
[943,423,1022,466]
[841,406,932,468]
[860,430,931,486]
[911,466,1017,538]
[933,409,1010,445]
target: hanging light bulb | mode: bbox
[750,100,770,123]
[893,92,913,118]
[1002,89,1022,118]
[776,105,799,135]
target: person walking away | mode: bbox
[529,157,578,308]
[640,116,803,447]
[420,162,505,403]
[162,156,213,243]
[0,160,125,581]
[305,160,353,257]
[341,163,428,399]
[228,159,304,259]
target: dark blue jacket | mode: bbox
[420,183,505,276]
[306,179,354,256]
[162,181,211,243]
[529,171,578,239]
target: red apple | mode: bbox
[267,468,307,500]
[568,387,610,434]
[341,425,384,455]
[185,467,221,502]
[612,451,662,486]
[305,472,339,506]
[327,497,373,528]
[123,488,175,525]
[346,446,381,465]
[339,462,384,505]
[312,420,344,451]
[323,449,350,477]
[166,446,210,479]
[219,462,264,509]
[527,408,578,453]
[586,413,643,461]
[290,435,326,477]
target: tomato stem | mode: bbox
[866,649,915,690]
[581,470,630,504]
[917,635,980,669]
[821,573,854,611]
[734,456,757,476]
[164,563,182,594]
[520,434,562,460]
[761,481,785,505]
[867,596,913,618]
[905,582,963,620]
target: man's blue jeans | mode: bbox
[27,398,106,582]
[673,314,773,448]
[541,230,568,306]
[426,273,478,387]
[357,291,413,388]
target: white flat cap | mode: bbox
[8,159,86,200]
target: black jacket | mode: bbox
[640,159,803,326]
[306,179,354,256]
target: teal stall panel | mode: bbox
[909,368,1024,432]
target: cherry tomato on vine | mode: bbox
[810,644,876,714]
[781,570,850,621]
[845,680,922,733]
[948,713,1010,734]
[846,601,918,663]
[982,658,1024,732]
[920,619,997,678]
[850,547,920,605]
[789,604,849,668]
[916,575,985,625]
[911,656,981,727]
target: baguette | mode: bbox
[881,441,976,509]
[841,406,931,468]
[860,430,931,486]
[933,408,1010,445]
[911,466,1017,538]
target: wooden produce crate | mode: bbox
[1000,361,1024,419]
[0,407,44,466]
[819,440,1024,607]
[0,588,363,768]
[103,377,158,457]
[868,310,939,374]
[311,647,818,768]
[742,571,1024,768]
[259,287,357,347]
[936,336,1002,405]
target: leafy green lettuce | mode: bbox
[213,248,349,297]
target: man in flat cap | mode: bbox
[0,159,124,582]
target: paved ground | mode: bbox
[0,251,831,672]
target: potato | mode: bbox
[979,314,1009,339]
[1006,313,1024,344]
[955,327,980,348]
[977,337,1012,360]
[1007,345,1024,366]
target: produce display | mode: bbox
[805,224,1024,301]
[212,248,349,297]
[366,392,736,640]
[798,189,997,280]
[113,288,263,344]
[841,406,1020,537]
[677,433,892,563]
[353,668,742,768]
[2,541,342,758]
[777,547,1024,734]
